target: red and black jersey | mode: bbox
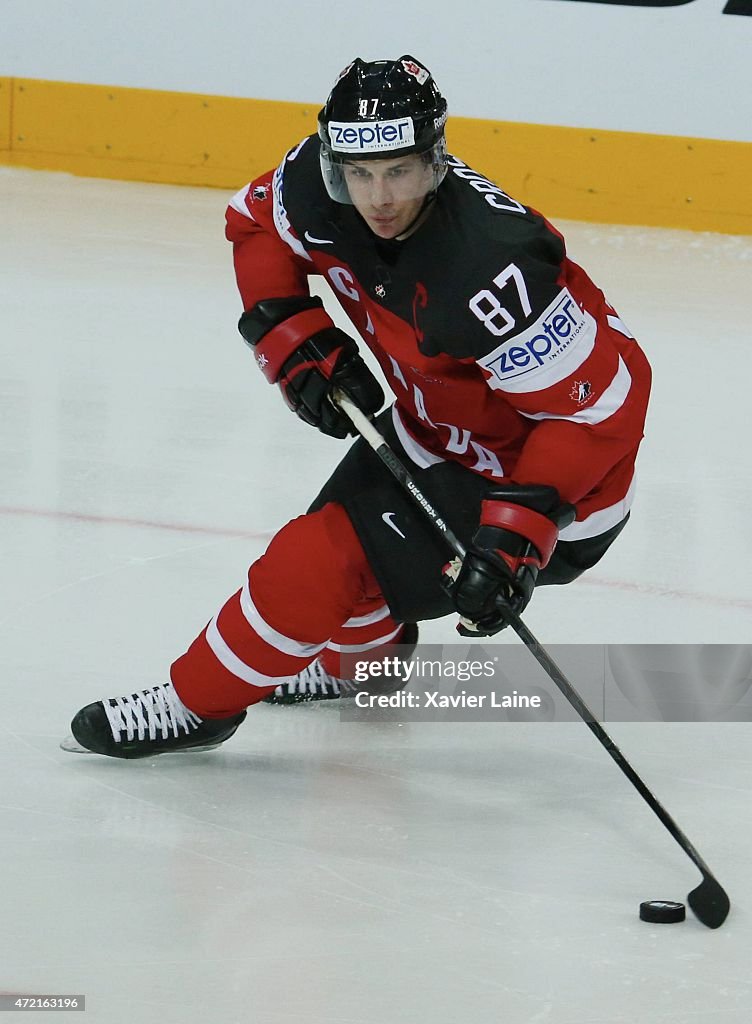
[225,135,651,541]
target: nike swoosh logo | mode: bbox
[381,512,406,539]
[304,231,334,245]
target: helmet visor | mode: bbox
[320,138,447,205]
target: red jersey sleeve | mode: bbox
[473,260,651,504]
[225,171,313,311]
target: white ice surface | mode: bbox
[1,167,751,1023]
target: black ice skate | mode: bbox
[62,681,246,758]
[264,623,419,704]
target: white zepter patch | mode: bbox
[328,117,416,154]
[478,288,597,394]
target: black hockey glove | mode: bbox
[277,328,383,438]
[443,484,575,636]
[239,297,383,439]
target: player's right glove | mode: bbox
[238,296,384,438]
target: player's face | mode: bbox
[343,156,432,238]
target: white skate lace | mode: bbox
[104,683,203,743]
[273,660,355,698]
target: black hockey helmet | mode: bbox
[318,56,448,204]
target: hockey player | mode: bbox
[66,56,651,758]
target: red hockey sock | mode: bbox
[318,605,406,679]
[170,502,403,717]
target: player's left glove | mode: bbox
[444,484,575,636]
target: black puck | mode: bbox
[639,900,686,923]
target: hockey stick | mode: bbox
[333,389,730,930]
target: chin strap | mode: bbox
[394,192,437,240]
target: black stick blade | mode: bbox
[688,874,730,929]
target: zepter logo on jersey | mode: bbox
[478,289,597,394]
[328,117,416,154]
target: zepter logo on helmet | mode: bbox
[318,55,448,205]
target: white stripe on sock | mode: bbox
[326,625,403,654]
[206,616,292,688]
[239,580,329,658]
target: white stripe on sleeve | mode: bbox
[519,356,632,425]
[229,186,255,220]
[272,159,312,263]
[607,313,635,339]
[558,475,636,541]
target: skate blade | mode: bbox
[60,734,95,753]
[59,735,230,755]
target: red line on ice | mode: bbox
[0,505,272,541]
[2,505,751,611]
